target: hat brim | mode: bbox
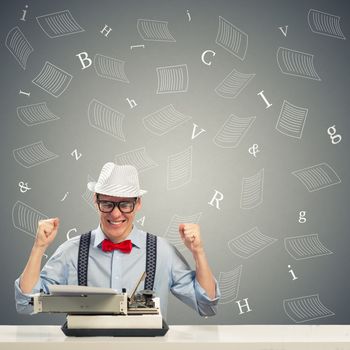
[87,182,147,197]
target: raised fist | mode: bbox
[34,218,60,250]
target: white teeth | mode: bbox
[109,220,124,224]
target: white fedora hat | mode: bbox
[87,163,147,197]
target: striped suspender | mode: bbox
[144,233,157,290]
[77,232,157,290]
[77,232,91,286]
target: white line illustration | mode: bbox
[130,44,145,50]
[66,228,79,241]
[228,227,277,259]
[12,201,48,238]
[17,102,60,126]
[60,192,69,202]
[142,104,192,136]
[275,100,308,139]
[240,168,264,209]
[32,61,73,97]
[308,9,346,40]
[163,212,202,251]
[292,163,341,192]
[82,175,97,211]
[218,265,243,304]
[5,26,33,70]
[115,147,158,173]
[94,54,129,83]
[167,146,193,190]
[213,114,255,148]
[137,19,176,42]
[277,47,321,81]
[283,294,335,323]
[215,16,248,60]
[88,99,126,141]
[36,10,84,38]
[156,64,189,94]
[284,234,333,260]
[13,141,58,168]
[215,69,255,99]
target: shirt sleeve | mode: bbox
[169,245,221,317]
[14,277,41,314]
[14,243,70,314]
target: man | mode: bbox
[15,163,220,318]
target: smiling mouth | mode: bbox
[108,219,126,226]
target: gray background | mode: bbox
[1,0,349,325]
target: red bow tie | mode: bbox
[101,239,132,253]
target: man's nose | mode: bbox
[110,204,122,215]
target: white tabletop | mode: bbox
[1,325,350,350]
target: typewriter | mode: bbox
[31,272,168,337]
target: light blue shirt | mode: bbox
[15,225,220,319]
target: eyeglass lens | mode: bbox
[98,200,135,213]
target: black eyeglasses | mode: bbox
[96,198,137,213]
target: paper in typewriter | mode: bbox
[48,285,119,296]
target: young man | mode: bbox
[15,163,220,318]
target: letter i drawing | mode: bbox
[288,265,298,280]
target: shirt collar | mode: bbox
[92,225,143,249]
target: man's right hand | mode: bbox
[34,218,60,250]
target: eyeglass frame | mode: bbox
[96,194,138,214]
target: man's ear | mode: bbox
[136,197,142,211]
[93,193,99,210]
